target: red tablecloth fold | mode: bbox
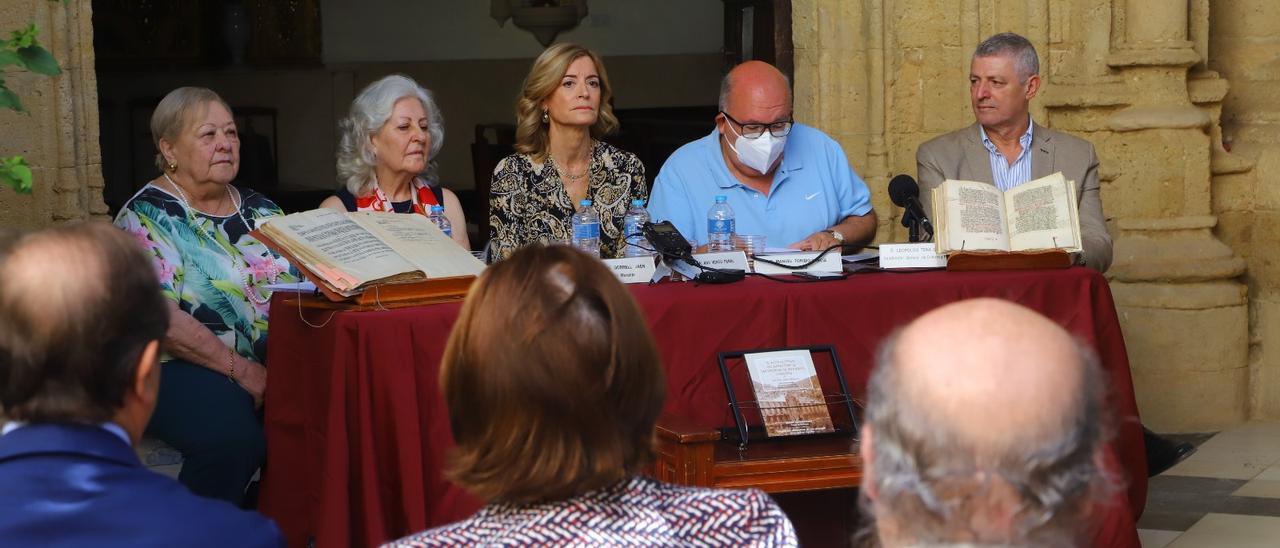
[261,267,1144,548]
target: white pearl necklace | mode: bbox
[163,174,280,305]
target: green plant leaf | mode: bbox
[0,156,33,194]
[0,50,20,68]
[0,85,23,112]
[8,24,37,49]
[16,45,59,75]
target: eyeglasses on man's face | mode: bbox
[720,111,793,139]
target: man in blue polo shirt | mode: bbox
[648,61,877,250]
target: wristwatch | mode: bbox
[827,229,845,244]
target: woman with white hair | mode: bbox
[321,74,470,249]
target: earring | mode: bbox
[541,110,549,124]
[167,160,177,172]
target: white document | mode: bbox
[691,250,750,272]
[264,280,318,293]
[879,243,948,269]
[603,256,658,284]
[752,250,844,274]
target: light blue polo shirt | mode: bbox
[648,123,872,247]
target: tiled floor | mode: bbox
[1139,422,1280,547]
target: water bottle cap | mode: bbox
[580,199,592,206]
[714,195,727,203]
[632,199,645,207]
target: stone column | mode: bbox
[1208,0,1280,421]
[0,0,105,229]
[1106,0,1249,432]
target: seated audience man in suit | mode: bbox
[916,32,1112,272]
[858,298,1117,547]
[648,60,877,251]
[0,222,283,548]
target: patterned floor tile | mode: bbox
[1232,465,1280,499]
[1138,529,1181,548]
[1139,476,1250,531]
[1166,513,1280,547]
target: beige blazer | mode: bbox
[916,122,1113,272]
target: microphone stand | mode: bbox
[899,200,933,243]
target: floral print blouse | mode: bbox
[488,141,647,261]
[114,184,297,363]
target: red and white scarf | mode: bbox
[355,177,439,215]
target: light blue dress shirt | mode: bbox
[979,117,1035,192]
[648,123,873,247]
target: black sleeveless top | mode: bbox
[334,185,446,213]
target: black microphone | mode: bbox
[888,174,934,243]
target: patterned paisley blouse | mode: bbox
[488,141,647,261]
[384,475,798,547]
[114,184,298,364]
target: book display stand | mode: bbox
[945,248,1072,272]
[717,346,861,450]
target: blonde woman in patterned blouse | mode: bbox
[488,43,647,261]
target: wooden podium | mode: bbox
[650,413,862,493]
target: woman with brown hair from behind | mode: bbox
[384,245,797,547]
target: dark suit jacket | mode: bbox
[916,122,1113,272]
[0,423,283,548]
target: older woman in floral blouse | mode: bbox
[114,87,295,507]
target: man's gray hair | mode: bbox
[336,74,445,196]
[973,32,1040,83]
[857,330,1113,547]
[717,66,792,112]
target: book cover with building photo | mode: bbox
[744,349,835,437]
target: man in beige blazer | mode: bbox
[917,32,1113,272]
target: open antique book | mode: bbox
[253,209,485,302]
[931,172,1082,255]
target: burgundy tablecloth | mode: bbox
[260,267,1144,547]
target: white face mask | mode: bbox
[724,121,787,174]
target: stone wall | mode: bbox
[0,0,105,230]
[1209,0,1280,421]
[794,0,1274,432]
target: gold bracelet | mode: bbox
[227,350,238,384]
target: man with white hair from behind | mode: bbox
[858,298,1120,547]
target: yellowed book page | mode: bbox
[347,212,486,279]
[940,179,1010,252]
[259,209,420,291]
[1005,172,1081,252]
[931,186,948,253]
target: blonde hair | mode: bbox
[150,87,233,172]
[336,74,445,196]
[514,43,619,161]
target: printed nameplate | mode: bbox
[879,243,948,269]
[753,250,843,274]
[691,251,750,272]
[604,256,658,284]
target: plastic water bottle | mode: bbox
[428,205,452,238]
[622,199,652,258]
[707,195,735,252]
[571,199,601,258]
